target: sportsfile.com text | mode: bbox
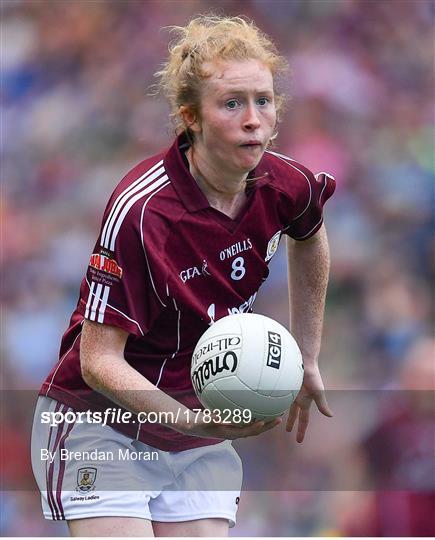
[40,408,253,427]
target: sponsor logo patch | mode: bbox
[89,253,123,279]
[266,331,282,369]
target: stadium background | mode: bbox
[1,0,433,536]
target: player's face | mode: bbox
[191,59,276,174]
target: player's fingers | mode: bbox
[247,419,265,433]
[229,417,281,439]
[314,391,334,417]
[224,419,265,439]
[247,417,280,435]
[296,406,310,443]
[260,416,282,433]
[295,392,312,410]
[286,401,299,432]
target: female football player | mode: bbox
[32,15,335,536]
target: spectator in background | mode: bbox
[342,337,435,536]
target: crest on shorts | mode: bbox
[76,467,97,493]
[265,231,281,262]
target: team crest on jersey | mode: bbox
[89,252,123,279]
[265,231,281,262]
[76,467,97,493]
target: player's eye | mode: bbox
[257,97,270,106]
[225,99,240,110]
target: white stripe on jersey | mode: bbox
[266,149,297,162]
[90,283,103,320]
[106,173,169,251]
[104,302,144,334]
[85,282,95,319]
[85,283,111,323]
[171,297,181,359]
[101,159,164,248]
[266,149,312,220]
[85,167,171,326]
[47,404,69,520]
[152,297,180,403]
[292,175,328,240]
[155,359,167,388]
[139,180,171,307]
[85,277,145,335]
[315,171,336,182]
[97,285,110,323]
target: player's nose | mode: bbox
[242,103,261,131]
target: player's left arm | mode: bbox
[286,223,333,442]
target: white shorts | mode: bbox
[31,396,242,526]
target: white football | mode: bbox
[191,313,304,420]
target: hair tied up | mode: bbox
[181,46,198,61]
[154,15,289,138]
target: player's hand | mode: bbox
[181,413,282,440]
[286,365,333,443]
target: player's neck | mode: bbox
[186,146,248,200]
[186,146,248,219]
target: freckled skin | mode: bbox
[182,59,276,218]
[286,225,334,443]
[191,59,276,176]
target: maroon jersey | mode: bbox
[40,134,335,451]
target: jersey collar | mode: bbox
[163,133,210,212]
[163,132,270,212]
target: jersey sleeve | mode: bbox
[77,197,168,337]
[286,171,336,240]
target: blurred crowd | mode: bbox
[1,0,434,536]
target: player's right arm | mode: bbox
[80,319,280,440]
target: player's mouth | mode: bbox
[240,140,263,149]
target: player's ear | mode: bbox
[179,105,201,134]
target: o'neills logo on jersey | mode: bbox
[219,238,252,261]
[89,253,123,279]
